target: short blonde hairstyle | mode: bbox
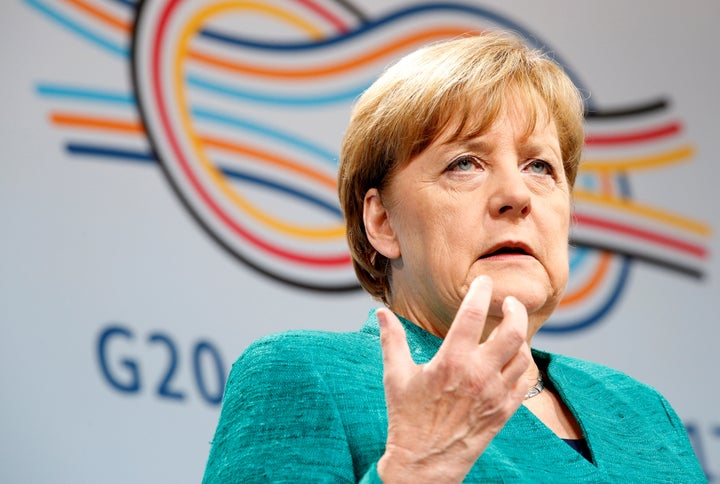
[338,32,585,304]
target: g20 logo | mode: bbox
[30,0,711,331]
[97,324,226,406]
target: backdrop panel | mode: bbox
[1,1,718,482]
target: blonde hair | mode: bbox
[338,32,585,304]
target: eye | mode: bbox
[446,154,483,172]
[523,159,554,176]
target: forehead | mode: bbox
[436,92,558,150]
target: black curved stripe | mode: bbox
[570,238,704,280]
[332,0,369,24]
[584,98,669,119]
[130,0,361,293]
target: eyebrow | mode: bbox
[441,138,493,153]
[442,136,561,161]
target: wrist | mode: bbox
[377,445,470,484]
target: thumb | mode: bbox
[377,308,414,382]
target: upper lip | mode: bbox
[480,241,536,259]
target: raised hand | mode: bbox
[376,276,531,483]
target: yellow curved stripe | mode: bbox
[574,190,711,237]
[580,145,694,172]
[176,2,344,240]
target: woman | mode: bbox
[203,32,703,482]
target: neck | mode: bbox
[387,306,544,397]
[390,306,544,349]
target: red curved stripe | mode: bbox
[295,0,350,33]
[152,0,350,267]
[574,213,706,258]
[585,121,681,146]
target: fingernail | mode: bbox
[473,275,492,287]
[377,309,388,330]
[503,296,517,312]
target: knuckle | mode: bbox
[483,390,504,410]
[429,355,460,377]
[516,346,531,366]
[504,325,525,347]
[460,304,488,323]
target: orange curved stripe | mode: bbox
[65,0,131,33]
[560,250,612,307]
[199,136,337,190]
[50,112,144,133]
[48,113,336,191]
[599,171,613,194]
[48,113,337,192]
[186,27,476,79]
[561,170,614,308]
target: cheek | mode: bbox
[394,191,460,235]
[389,199,439,255]
[542,231,569,296]
[555,249,570,285]
[542,201,571,278]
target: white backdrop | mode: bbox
[1,1,718,482]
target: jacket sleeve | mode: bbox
[202,335,382,483]
[655,393,706,481]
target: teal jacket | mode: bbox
[203,311,704,482]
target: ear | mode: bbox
[363,188,401,259]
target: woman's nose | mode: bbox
[487,168,532,218]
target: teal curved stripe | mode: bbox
[577,173,598,190]
[191,107,338,165]
[24,0,128,58]
[187,74,369,107]
[36,84,136,104]
[568,245,588,272]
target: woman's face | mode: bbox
[373,97,571,339]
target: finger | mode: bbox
[501,342,532,383]
[442,275,493,352]
[506,344,533,401]
[482,296,528,366]
[377,308,415,382]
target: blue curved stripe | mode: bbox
[220,166,342,218]
[191,107,337,165]
[617,174,632,199]
[541,255,632,334]
[67,143,155,162]
[65,143,340,217]
[109,0,137,8]
[187,74,368,107]
[201,4,532,51]
[546,172,635,333]
[198,2,590,106]
[24,0,128,58]
[36,83,136,105]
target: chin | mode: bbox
[485,276,557,318]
